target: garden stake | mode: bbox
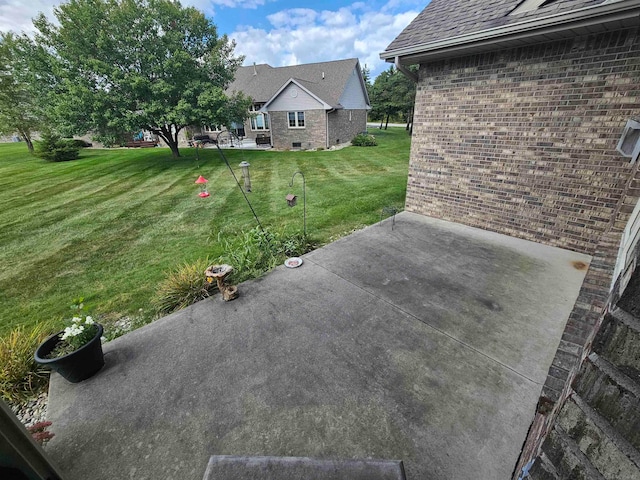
[288,171,306,236]
[214,133,265,234]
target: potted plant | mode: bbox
[34,299,105,383]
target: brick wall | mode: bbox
[270,110,326,150]
[327,109,368,146]
[409,27,640,255]
[407,27,640,478]
[514,163,640,479]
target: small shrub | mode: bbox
[153,259,217,315]
[34,132,80,162]
[351,133,377,147]
[153,228,315,315]
[216,227,313,284]
[93,131,130,148]
[68,139,92,148]
[0,324,53,404]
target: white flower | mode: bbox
[71,316,82,323]
[85,316,94,325]
[61,326,73,340]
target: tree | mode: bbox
[369,66,417,131]
[33,0,251,158]
[0,33,46,152]
[362,64,373,100]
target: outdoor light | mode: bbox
[239,161,251,192]
[286,194,297,207]
[195,175,210,198]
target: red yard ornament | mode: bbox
[195,175,210,198]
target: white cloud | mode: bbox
[0,0,420,78]
[267,8,317,29]
[0,0,57,34]
[231,4,419,77]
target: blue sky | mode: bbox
[0,0,426,77]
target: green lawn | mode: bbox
[0,128,410,336]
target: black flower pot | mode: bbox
[35,324,105,383]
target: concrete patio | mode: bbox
[45,212,590,479]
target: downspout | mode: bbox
[395,56,418,83]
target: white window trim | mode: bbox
[250,104,270,131]
[288,111,305,129]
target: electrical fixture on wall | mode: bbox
[617,119,640,164]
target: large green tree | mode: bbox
[0,33,47,152]
[369,66,417,131]
[33,0,250,157]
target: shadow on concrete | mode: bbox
[46,212,590,480]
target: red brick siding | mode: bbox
[409,28,640,255]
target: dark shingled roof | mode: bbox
[384,0,607,54]
[227,58,361,109]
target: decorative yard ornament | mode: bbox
[287,171,306,236]
[239,161,251,192]
[195,175,210,198]
[205,264,239,301]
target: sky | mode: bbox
[0,0,426,77]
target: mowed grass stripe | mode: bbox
[0,128,410,335]
[0,165,205,279]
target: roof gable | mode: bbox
[227,58,368,109]
[262,79,331,111]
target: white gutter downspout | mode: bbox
[395,56,418,83]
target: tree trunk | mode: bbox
[384,114,389,130]
[157,125,181,158]
[19,130,34,153]
[379,118,383,129]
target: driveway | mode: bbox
[46,212,590,479]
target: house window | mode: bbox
[231,121,245,138]
[250,104,269,131]
[288,111,305,128]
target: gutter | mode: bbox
[381,0,640,63]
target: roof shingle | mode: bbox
[383,0,607,54]
[227,58,361,109]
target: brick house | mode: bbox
[203,58,370,150]
[382,0,640,478]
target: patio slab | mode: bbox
[45,212,590,480]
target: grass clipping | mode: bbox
[154,227,310,315]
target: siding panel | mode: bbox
[267,83,325,111]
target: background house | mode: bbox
[204,58,370,150]
[382,0,640,478]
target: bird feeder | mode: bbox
[239,161,251,192]
[286,194,297,207]
[195,175,210,198]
